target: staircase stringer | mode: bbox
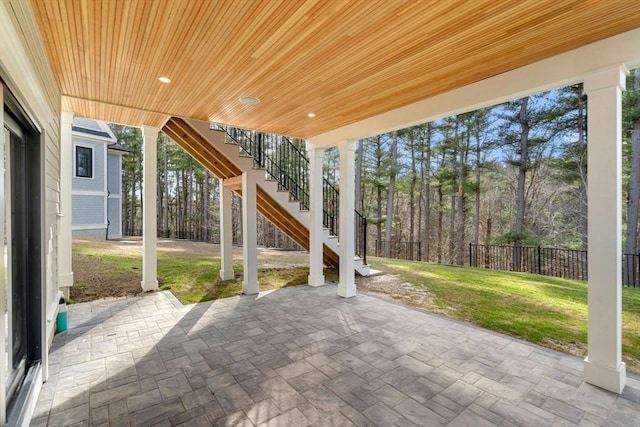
[163,117,352,270]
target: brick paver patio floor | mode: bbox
[31,284,639,426]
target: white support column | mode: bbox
[307,146,325,287]
[141,126,159,292]
[219,178,234,280]
[242,172,259,294]
[583,66,627,393]
[338,140,356,298]
[58,112,74,296]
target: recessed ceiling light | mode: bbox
[158,76,171,83]
[307,113,316,118]
[239,96,260,105]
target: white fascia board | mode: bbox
[308,28,640,148]
[107,149,127,156]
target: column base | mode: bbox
[337,283,356,298]
[584,357,626,393]
[141,280,159,292]
[58,272,74,287]
[243,281,259,295]
[219,270,234,281]
[307,274,325,287]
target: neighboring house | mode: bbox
[72,117,127,239]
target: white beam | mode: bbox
[58,111,74,295]
[141,126,159,291]
[219,178,234,280]
[242,172,259,294]
[583,66,627,394]
[308,29,640,148]
[338,141,356,298]
[307,147,325,287]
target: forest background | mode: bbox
[109,69,640,267]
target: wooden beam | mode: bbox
[223,176,242,191]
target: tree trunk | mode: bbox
[376,185,382,253]
[625,69,640,258]
[163,136,169,237]
[375,137,383,253]
[449,192,456,264]
[437,185,443,264]
[355,139,364,214]
[514,97,530,271]
[484,217,492,267]
[515,97,530,243]
[130,152,136,235]
[474,122,481,246]
[188,164,193,238]
[236,194,243,244]
[384,131,399,257]
[203,170,210,241]
[455,127,467,265]
[575,85,588,251]
[176,170,183,237]
[409,133,417,243]
[422,124,432,261]
[157,147,163,238]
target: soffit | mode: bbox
[31,0,640,137]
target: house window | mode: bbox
[75,146,93,178]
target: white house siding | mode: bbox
[1,0,63,424]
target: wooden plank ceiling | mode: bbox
[32,0,640,138]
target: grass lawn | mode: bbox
[72,239,338,304]
[367,257,640,374]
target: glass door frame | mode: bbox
[0,81,44,426]
[3,112,30,408]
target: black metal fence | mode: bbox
[469,243,639,288]
[375,240,422,261]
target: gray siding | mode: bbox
[72,138,105,191]
[73,228,107,239]
[107,197,121,238]
[72,194,105,226]
[107,153,121,195]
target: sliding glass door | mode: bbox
[3,113,29,407]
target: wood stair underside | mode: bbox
[163,117,340,268]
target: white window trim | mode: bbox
[71,190,107,196]
[73,143,95,179]
[72,223,108,231]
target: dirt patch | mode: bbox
[357,273,437,310]
[71,253,143,303]
[256,248,309,269]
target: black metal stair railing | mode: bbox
[215,124,367,263]
[355,210,367,265]
[223,126,309,208]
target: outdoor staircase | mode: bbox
[162,117,370,275]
